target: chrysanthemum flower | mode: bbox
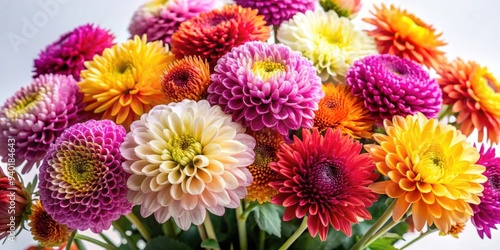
[78,35,175,130]
[128,0,215,44]
[313,83,374,139]
[33,24,115,80]
[346,54,442,122]
[0,74,84,173]
[121,100,255,230]
[207,41,323,135]
[171,5,270,68]
[277,8,377,82]
[319,0,362,18]
[367,113,487,233]
[270,128,378,240]
[234,0,315,26]
[0,168,30,240]
[38,120,132,233]
[28,200,73,248]
[470,144,500,239]
[439,223,466,238]
[437,58,500,144]
[161,56,211,102]
[363,4,446,70]
[245,128,284,203]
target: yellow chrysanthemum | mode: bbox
[277,8,377,83]
[245,128,284,203]
[367,113,487,233]
[313,83,375,139]
[28,200,73,248]
[78,35,175,130]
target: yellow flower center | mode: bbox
[6,89,44,119]
[252,61,285,81]
[61,152,97,192]
[392,13,434,46]
[413,144,448,183]
[166,134,202,167]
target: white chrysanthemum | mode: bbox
[277,9,377,82]
[121,100,255,230]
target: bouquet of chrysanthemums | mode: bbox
[1,0,499,249]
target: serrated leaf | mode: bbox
[201,239,220,249]
[144,236,191,250]
[253,203,282,237]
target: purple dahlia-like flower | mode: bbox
[207,41,323,135]
[471,144,500,239]
[235,0,315,26]
[0,74,84,174]
[346,54,442,122]
[128,0,215,44]
[38,120,132,233]
[33,24,115,80]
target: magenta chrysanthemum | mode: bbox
[207,41,323,135]
[129,0,215,44]
[346,54,442,122]
[38,120,132,233]
[471,144,500,239]
[33,24,115,80]
[0,74,84,174]
[270,128,378,241]
[234,0,315,26]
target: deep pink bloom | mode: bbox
[207,41,323,135]
[234,0,315,26]
[38,120,132,233]
[471,144,500,239]
[33,24,115,80]
[270,128,378,240]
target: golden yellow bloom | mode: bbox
[313,83,374,139]
[28,200,73,247]
[367,113,486,233]
[78,35,175,130]
[363,4,446,70]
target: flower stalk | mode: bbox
[352,199,397,250]
[75,233,119,250]
[279,216,308,250]
[126,212,151,242]
[236,204,248,250]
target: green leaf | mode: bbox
[144,236,191,250]
[253,203,282,237]
[367,233,403,250]
[201,239,220,249]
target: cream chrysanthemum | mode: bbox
[120,99,255,230]
[277,9,377,82]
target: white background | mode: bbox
[0,0,499,249]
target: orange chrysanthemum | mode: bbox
[367,113,486,233]
[245,128,284,203]
[314,83,375,139]
[363,4,446,70]
[28,200,73,248]
[161,56,211,102]
[437,58,500,144]
[439,222,466,238]
[78,35,175,130]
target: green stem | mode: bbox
[236,205,248,250]
[259,229,266,250]
[162,219,178,239]
[204,214,219,243]
[74,234,119,250]
[352,199,397,250]
[365,219,401,247]
[126,212,151,241]
[279,216,308,250]
[112,221,139,250]
[400,229,438,250]
[66,230,77,250]
[99,232,116,247]
[241,202,259,219]
[74,239,86,250]
[198,224,208,249]
[438,105,452,121]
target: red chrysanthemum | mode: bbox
[270,128,378,241]
[171,4,270,68]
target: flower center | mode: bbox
[484,75,500,92]
[116,61,132,74]
[6,89,44,118]
[413,144,447,183]
[61,152,97,192]
[167,134,202,167]
[307,160,344,196]
[490,175,499,190]
[164,66,193,87]
[254,145,275,167]
[396,14,433,42]
[384,62,409,77]
[252,61,285,81]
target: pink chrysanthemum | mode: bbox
[471,144,500,239]
[270,128,378,241]
[33,24,115,80]
[128,0,215,44]
[38,120,132,233]
[121,100,255,230]
[234,0,315,26]
[0,74,84,174]
[207,41,323,135]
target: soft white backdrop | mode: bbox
[0,0,499,249]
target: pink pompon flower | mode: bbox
[33,24,115,80]
[207,41,323,135]
[234,0,315,26]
